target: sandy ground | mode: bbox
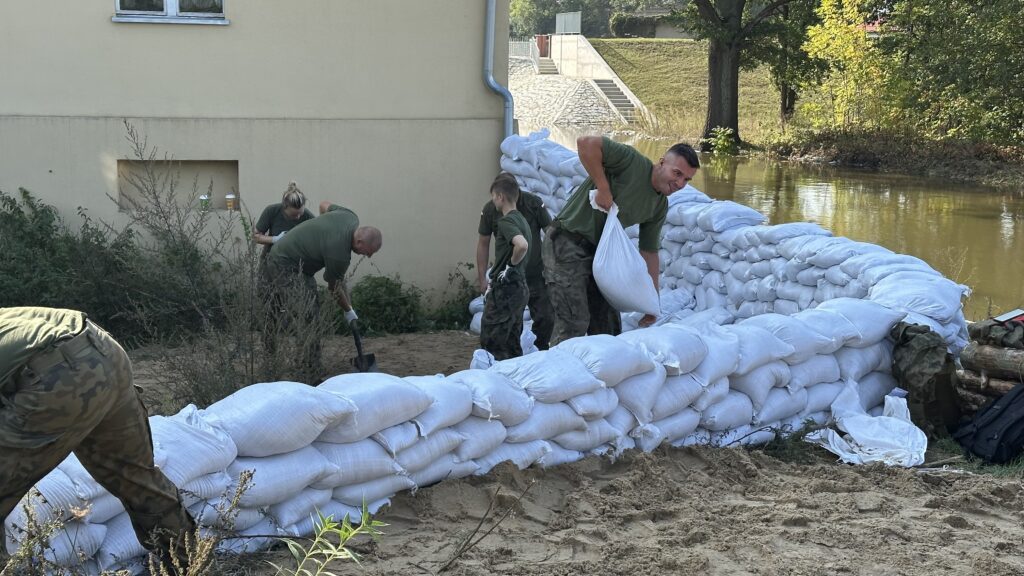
[133,331,1024,576]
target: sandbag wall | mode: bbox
[6,306,912,573]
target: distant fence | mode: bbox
[509,37,533,59]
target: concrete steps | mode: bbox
[593,78,636,123]
[536,57,559,75]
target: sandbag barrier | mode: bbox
[5,133,971,572]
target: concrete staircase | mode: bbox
[593,78,636,123]
[536,57,559,75]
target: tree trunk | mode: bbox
[960,343,1024,383]
[703,39,742,146]
[780,85,798,123]
[957,369,1019,396]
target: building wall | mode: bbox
[0,1,511,292]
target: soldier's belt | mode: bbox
[26,322,105,375]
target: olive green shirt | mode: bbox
[556,137,668,253]
[255,204,315,256]
[0,307,86,391]
[267,206,359,284]
[490,210,531,283]
[479,192,551,280]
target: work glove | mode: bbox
[344,309,359,325]
[271,231,287,244]
[496,265,518,284]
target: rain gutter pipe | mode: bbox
[484,0,514,139]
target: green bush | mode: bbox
[701,126,740,156]
[610,13,657,38]
[425,262,477,331]
[349,274,427,335]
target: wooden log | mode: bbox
[956,369,1019,396]
[960,343,1024,383]
[953,386,989,413]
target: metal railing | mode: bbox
[509,38,533,59]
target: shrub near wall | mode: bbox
[610,13,657,38]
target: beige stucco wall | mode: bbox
[0,1,511,293]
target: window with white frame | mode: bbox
[114,0,228,24]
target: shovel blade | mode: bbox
[352,352,379,373]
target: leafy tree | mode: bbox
[511,0,687,37]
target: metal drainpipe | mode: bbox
[484,0,514,139]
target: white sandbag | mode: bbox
[56,453,106,501]
[691,377,730,412]
[803,381,845,415]
[823,265,853,286]
[613,362,668,425]
[269,488,332,528]
[857,372,898,411]
[151,405,238,486]
[806,240,892,268]
[82,491,124,524]
[317,374,433,443]
[179,470,232,502]
[652,373,705,420]
[733,300,774,319]
[470,311,483,334]
[672,427,712,448]
[696,201,765,232]
[633,421,669,452]
[750,260,773,279]
[721,324,796,375]
[41,521,107,567]
[566,387,620,420]
[652,408,701,443]
[96,513,146,572]
[868,272,968,324]
[729,361,791,410]
[839,252,930,277]
[554,334,655,386]
[410,454,479,488]
[490,349,604,402]
[753,388,808,426]
[739,313,838,364]
[404,375,474,437]
[808,386,926,466]
[791,308,861,353]
[756,223,831,245]
[475,440,551,474]
[332,474,415,507]
[311,439,403,489]
[450,369,534,426]
[660,287,695,315]
[370,422,421,457]
[188,499,264,530]
[713,425,776,447]
[505,401,588,442]
[666,306,735,329]
[452,417,508,462]
[757,244,780,260]
[204,383,353,458]
[552,419,623,452]
[618,324,708,376]
[700,391,755,432]
[756,275,778,301]
[592,203,660,315]
[730,260,753,281]
[776,281,815,309]
[215,517,280,554]
[688,324,740,385]
[541,445,585,468]
[283,499,369,538]
[795,266,826,287]
[4,468,82,535]
[777,234,828,260]
[683,264,707,286]
[835,341,893,381]
[469,295,485,314]
[395,428,466,473]
[228,446,337,508]
[788,354,841,392]
[605,405,640,437]
[815,279,869,302]
[773,299,801,316]
[815,298,907,347]
[667,185,712,206]
[859,262,941,286]
[701,270,728,294]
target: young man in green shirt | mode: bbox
[0,307,195,571]
[476,173,554,350]
[480,175,532,360]
[544,137,699,344]
[264,206,382,380]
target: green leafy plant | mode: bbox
[270,508,386,576]
[348,275,426,335]
[701,126,740,155]
[426,262,478,331]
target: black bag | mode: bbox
[953,383,1024,464]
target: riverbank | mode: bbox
[765,129,1024,190]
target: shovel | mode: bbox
[350,323,379,373]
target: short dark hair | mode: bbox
[667,142,700,169]
[490,172,520,202]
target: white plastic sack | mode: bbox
[803,381,845,415]
[857,372,898,411]
[490,349,604,402]
[333,474,415,507]
[410,454,479,488]
[395,428,466,473]
[756,223,831,245]
[729,361,791,410]
[269,488,333,528]
[699,391,754,432]
[317,374,433,443]
[566,387,620,420]
[311,439,403,489]
[203,383,354,458]
[228,446,337,508]
[592,203,660,315]
[839,252,930,277]
[505,401,588,442]
[554,334,655,386]
[474,440,551,474]
[541,445,585,468]
[807,385,926,466]
[868,272,968,324]
[188,500,265,530]
[788,354,841,392]
[722,324,796,375]
[753,388,808,426]
[791,308,860,353]
[452,417,508,462]
[179,471,232,502]
[551,419,623,452]
[648,408,701,447]
[836,341,893,381]
[651,373,705,421]
[696,201,765,232]
[450,369,534,426]
[152,405,238,484]
[4,468,82,535]
[688,324,740,385]
[620,324,709,376]
[613,362,668,424]
[739,313,838,364]
[96,513,146,572]
[405,375,474,437]
[370,422,421,457]
[815,298,907,348]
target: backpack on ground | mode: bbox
[953,383,1024,464]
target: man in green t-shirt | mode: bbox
[264,206,382,380]
[476,173,554,349]
[0,307,195,571]
[544,137,699,344]
[480,175,532,360]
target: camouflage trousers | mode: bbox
[542,222,621,346]
[0,321,195,562]
[526,274,554,351]
[263,264,323,383]
[481,271,529,361]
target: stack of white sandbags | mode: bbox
[498,128,588,217]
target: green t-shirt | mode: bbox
[0,307,86,390]
[479,192,551,280]
[556,137,668,252]
[267,207,359,283]
[489,210,531,283]
[255,204,315,255]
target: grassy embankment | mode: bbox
[590,38,1024,188]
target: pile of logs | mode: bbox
[956,343,1024,413]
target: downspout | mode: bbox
[484,0,514,139]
